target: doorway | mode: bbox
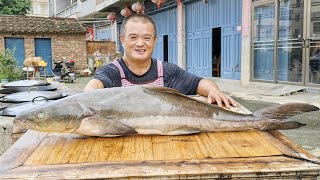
[34,38,52,76]
[212,27,221,77]
[307,0,320,85]
[4,38,25,67]
[163,35,168,62]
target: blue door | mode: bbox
[185,0,242,79]
[4,38,25,67]
[221,25,242,79]
[35,38,52,75]
[186,28,212,76]
[150,7,178,64]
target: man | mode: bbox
[84,14,237,108]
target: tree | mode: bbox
[0,0,32,15]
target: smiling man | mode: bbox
[84,14,237,108]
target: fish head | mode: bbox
[14,101,94,132]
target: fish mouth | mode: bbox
[13,118,36,129]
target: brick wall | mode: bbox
[87,41,116,55]
[0,33,87,73]
[51,34,87,72]
[0,33,9,53]
[24,34,35,58]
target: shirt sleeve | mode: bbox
[163,62,203,95]
[94,64,121,88]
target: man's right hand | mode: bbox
[83,79,104,92]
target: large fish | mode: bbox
[14,86,319,137]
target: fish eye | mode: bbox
[38,113,44,119]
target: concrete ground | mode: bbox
[64,76,320,158]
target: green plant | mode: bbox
[0,49,23,81]
[0,0,32,15]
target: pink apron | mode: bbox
[112,60,164,87]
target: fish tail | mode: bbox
[261,121,306,130]
[253,103,319,130]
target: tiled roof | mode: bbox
[0,15,87,34]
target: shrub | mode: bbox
[0,49,24,81]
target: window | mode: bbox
[38,2,48,15]
[294,29,300,37]
[313,22,320,34]
[295,14,300,22]
[296,0,301,7]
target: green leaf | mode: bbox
[0,49,23,80]
[0,0,32,15]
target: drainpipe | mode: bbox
[177,1,186,70]
[241,0,251,86]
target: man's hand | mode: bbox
[207,89,238,108]
[197,79,238,108]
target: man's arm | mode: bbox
[83,79,104,92]
[197,79,238,108]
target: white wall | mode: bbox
[80,0,96,17]
[30,0,49,17]
[56,0,71,13]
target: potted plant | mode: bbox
[0,49,23,83]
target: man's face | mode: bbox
[120,20,157,62]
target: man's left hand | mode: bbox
[197,79,238,109]
[207,89,238,108]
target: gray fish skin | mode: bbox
[14,86,319,137]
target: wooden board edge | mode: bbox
[1,156,320,179]
[262,130,320,164]
[0,130,48,172]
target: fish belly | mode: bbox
[118,115,260,135]
[119,116,213,135]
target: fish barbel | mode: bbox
[14,86,319,137]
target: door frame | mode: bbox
[251,0,277,83]
[305,0,320,87]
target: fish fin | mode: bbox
[261,121,306,131]
[167,129,202,135]
[76,116,137,137]
[253,103,319,120]
[145,86,183,95]
[144,86,219,107]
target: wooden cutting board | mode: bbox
[0,96,319,179]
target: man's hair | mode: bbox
[120,13,157,38]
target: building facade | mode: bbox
[49,0,116,42]
[0,15,87,74]
[98,0,244,80]
[27,0,50,17]
[252,0,320,87]
[51,0,320,88]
